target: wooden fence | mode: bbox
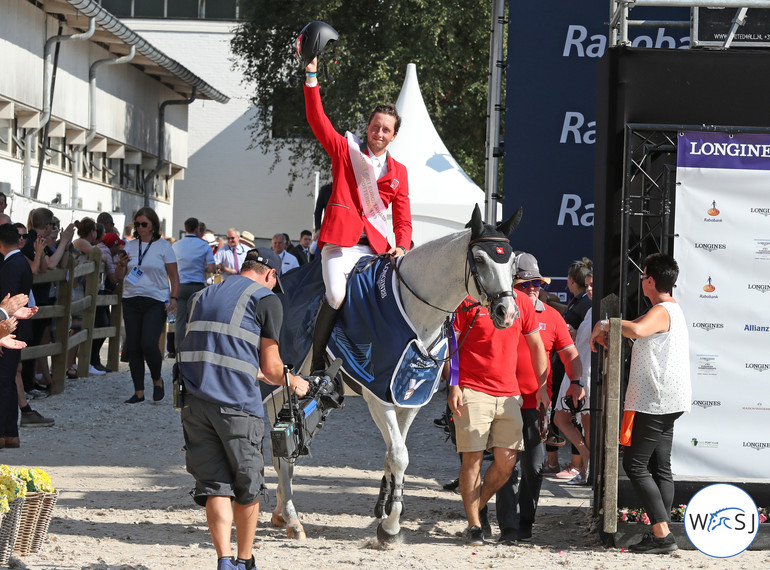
[19,248,123,395]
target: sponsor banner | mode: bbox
[674,131,770,478]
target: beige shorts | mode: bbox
[453,387,524,453]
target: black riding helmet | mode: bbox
[296,21,339,68]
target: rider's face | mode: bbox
[366,113,397,157]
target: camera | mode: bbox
[270,359,345,460]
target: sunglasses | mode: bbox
[50,226,60,233]
[18,233,29,240]
[518,279,543,289]
[135,221,150,228]
[227,236,237,241]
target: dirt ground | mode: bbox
[4,358,768,569]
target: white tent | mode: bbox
[386,63,496,247]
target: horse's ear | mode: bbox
[496,207,523,237]
[466,204,484,236]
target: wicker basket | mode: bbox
[30,491,58,553]
[0,497,25,566]
[14,492,44,556]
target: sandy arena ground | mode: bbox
[3,358,768,569]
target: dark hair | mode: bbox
[12,222,25,231]
[568,257,593,289]
[300,229,312,238]
[0,223,19,247]
[241,258,270,275]
[0,192,6,204]
[184,217,199,233]
[75,217,97,239]
[132,207,161,240]
[95,222,105,241]
[368,103,401,134]
[96,212,113,226]
[198,221,207,235]
[643,253,679,293]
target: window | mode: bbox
[167,0,198,18]
[100,0,132,17]
[204,0,238,19]
[134,0,164,18]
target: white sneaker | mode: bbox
[88,364,107,376]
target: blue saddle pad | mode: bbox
[277,255,445,408]
[328,256,446,407]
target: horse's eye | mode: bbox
[474,256,484,264]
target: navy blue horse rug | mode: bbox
[278,255,447,408]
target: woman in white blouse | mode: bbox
[122,207,179,404]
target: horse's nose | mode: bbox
[493,300,518,327]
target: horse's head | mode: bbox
[465,204,523,329]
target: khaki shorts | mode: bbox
[453,387,524,453]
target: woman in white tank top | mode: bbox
[589,253,691,554]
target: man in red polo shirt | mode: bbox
[495,253,582,544]
[449,288,548,546]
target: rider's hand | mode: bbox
[387,246,406,258]
[305,57,317,74]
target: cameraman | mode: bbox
[178,248,309,570]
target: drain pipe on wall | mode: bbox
[24,18,96,197]
[143,87,197,208]
[71,46,135,209]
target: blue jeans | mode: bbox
[622,411,683,525]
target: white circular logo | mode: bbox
[685,483,759,558]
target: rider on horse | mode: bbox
[300,25,412,373]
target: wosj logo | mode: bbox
[685,484,759,557]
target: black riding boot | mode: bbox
[311,298,340,373]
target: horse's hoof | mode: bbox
[271,511,286,528]
[376,522,400,543]
[286,523,307,541]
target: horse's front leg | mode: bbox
[271,456,306,540]
[364,392,419,542]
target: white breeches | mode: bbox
[321,243,376,309]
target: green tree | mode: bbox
[231,0,499,193]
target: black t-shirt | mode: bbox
[255,293,282,341]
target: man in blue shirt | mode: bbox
[172,217,215,350]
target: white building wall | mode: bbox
[126,20,316,242]
[0,0,206,233]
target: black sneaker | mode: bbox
[442,478,459,492]
[479,505,492,538]
[498,527,517,545]
[464,525,484,546]
[433,416,448,428]
[629,531,678,554]
[125,394,145,404]
[153,383,165,402]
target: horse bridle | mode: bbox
[465,236,516,307]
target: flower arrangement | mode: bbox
[618,504,769,524]
[0,465,55,514]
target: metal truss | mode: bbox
[609,0,770,47]
[620,125,678,320]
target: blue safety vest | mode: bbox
[178,275,273,417]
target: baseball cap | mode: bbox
[102,233,125,248]
[514,252,551,285]
[245,247,283,292]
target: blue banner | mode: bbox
[504,2,688,275]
